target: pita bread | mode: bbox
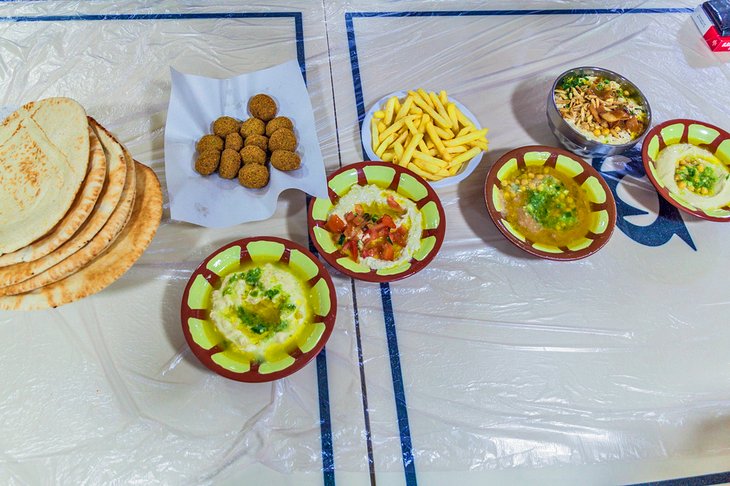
[0,123,133,289]
[0,136,136,295]
[0,126,106,267]
[0,162,161,310]
[0,98,89,254]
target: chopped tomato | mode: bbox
[345,212,356,223]
[392,226,408,246]
[354,204,364,215]
[325,214,346,233]
[380,214,396,229]
[381,243,395,261]
[345,240,359,262]
[387,196,404,212]
[352,214,365,226]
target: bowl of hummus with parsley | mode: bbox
[642,119,730,222]
[181,237,337,382]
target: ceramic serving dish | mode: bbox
[484,145,616,260]
[180,236,337,382]
[308,161,445,282]
[642,118,730,222]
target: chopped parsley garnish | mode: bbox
[675,158,718,195]
[264,287,280,300]
[245,268,262,286]
[236,306,270,335]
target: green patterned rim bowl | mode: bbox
[484,145,617,261]
[308,161,446,282]
[642,119,730,222]
[180,237,337,382]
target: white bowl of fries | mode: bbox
[361,89,488,188]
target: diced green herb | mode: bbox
[245,268,261,286]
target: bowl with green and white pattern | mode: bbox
[642,119,730,222]
[180,236,337,382]
[485,145,616,261]
[308,161,446,282]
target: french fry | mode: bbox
[414,158,443,174]
[425,122,452,162]
[448,146,481,167]
[456,108,475,129]
[393,97,401,115]
[434,126,454,140]
[426,138,435,149]
[395,95,414,120]
[400,132,423,167]
[439,90,448,106]
[429,91,449,121]
[407,162,439,180]
[447,103,459,130]
[411,96,451,128]
[416,89,434,108]
[404,116,419,137]
[395,130,408,147]
[381,151,395,162]
[370,118,379,152]
[393,141,404,159]
[377,121,386,132]
[413,151,448,167]
[374,111,385,119]
[443,129,489,147]
[456,126,473,137]
[470,139,488,150]
[379,115,413,143]
[384,96,396,125]
[376,133,396,158]
[409,106,423,115]
[446,145,468,154]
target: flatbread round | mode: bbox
[0,125,106,267]
[0,137,136,296]
[0,122,131,289]
[0,98,90,254]
[0,162,161,310]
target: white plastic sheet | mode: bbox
[1,1,730,484]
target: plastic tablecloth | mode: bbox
[1,1,730,484]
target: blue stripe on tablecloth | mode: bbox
[1,10,333,485]
[627,470,730,486]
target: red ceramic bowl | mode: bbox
[308,161,446,282]
[484,145,617,261]
[180,236,337,382]
[642,118,730,222]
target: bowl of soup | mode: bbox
[484,145,616,260]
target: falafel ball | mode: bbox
[248,94,277,122]
[245,134,268,152]
[225,132,244,151]
[195,150,221,176]
[240,117,265,138]
[270,150,301,171]
[240,145,267,165]
[212,116,240,137]
[219,149,242,179]
[238,163,269,189]
[196,134,224,153]
[265,116,293,137]
[268,128,297,152]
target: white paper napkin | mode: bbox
[164,60,327,227]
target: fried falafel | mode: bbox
[248,94,277,121]
[240,145,267,165]
[225,132,244,151]
[195,150,221,175]
[219,149,242,179]
[212,116,240,137]
[270,150,301,171]
[240,117,265,138]
[196,134,224,153]
[268,128,297,152]
[238,163,269,189]
[265,116,293,137]
[245,134,268,152]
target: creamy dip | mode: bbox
[655,143,730,210]
[209,263,311,359]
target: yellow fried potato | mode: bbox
[425,122,452,161]
[400,132,423,167]
[370,118,379,151]
[377,121,386,132]
[393,141,404,159]
[439,90,448,105]
[384,96,396,125]
[376,133,396,158]
[382,151,395,162]
[456,126,473,137]
[456,108,475,128]
[395,95,414,120]
[374,111,385,119]
[446,145,468,154]
[429,91,449,121]
[444,129,488,147]
[448,146,481,167]
[434,126,454,140]
[407,162,439,180]
[413,151,448,167]
[412,96,451,128]
[447,103,459,130]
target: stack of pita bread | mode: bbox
[0,98,162,310]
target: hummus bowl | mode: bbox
[642,119,730,222]
[485,145,616,261]
[308,161,446,282]
[181,237,337,382]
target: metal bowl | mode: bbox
[546,66,652,158]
